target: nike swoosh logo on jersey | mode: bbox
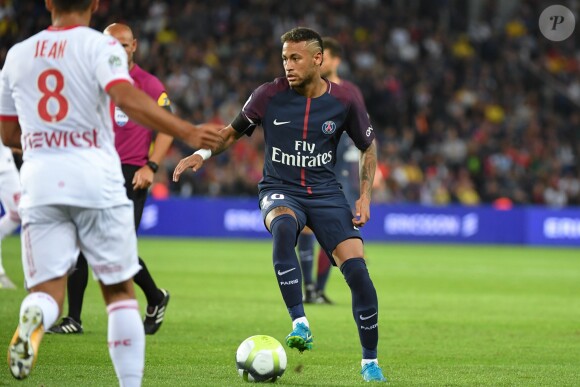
[277,268,296,276]
[360,312,377,321]
[273,119,291,125]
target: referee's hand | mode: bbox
[133,166,154,190]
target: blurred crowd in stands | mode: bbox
[2,0,579,207]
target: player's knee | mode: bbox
[271,215,299,263]
[333,238,364,264]
[340,257,370,287]
[270,214,297,241]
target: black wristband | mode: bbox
[146,161,159,173]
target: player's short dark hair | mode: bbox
[52,0,93,12]
[280,27,323,54]
[322,37,343,59]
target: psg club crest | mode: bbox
[114,106,129,127]
[321,120,336,135]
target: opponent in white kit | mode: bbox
[0,0,220,383]
[0,137,21,289]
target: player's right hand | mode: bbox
[173,154,205,182]
[185,124,222,149]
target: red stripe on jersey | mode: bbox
[301,98,312,194]
[47,25,82,31]
[105,79,132,92]
[302,98,310,140]
[0,115,18,121]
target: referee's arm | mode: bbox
[148,92,174,167]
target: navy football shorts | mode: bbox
[259,188,362,265]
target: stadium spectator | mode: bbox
[1,0,220,381]
[48,23,173,336]
[173,27,387,383]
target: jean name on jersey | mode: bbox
[271,141,333,168]
[22,128,100,150]
[34,40,67,59]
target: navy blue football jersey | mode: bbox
[231,77,374,195]
[333,79,367,205]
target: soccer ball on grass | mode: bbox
[236,335,287,382]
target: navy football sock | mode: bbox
[340,258,378,359]
[271,214,305,320]
[297,232,315,285]
[316,249,332,292]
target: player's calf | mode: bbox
[271,215,304,316]
[107,299,145,386]
[340,258,379,362]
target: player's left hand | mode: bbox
[133,166,154,190]
[353,195,371,227]
[173,154,205,182]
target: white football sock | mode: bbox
[361,358,379,367]
[20,292,59,330]
[292,316,309,329]
[107,299,145,387]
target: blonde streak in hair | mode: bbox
[304,39,322,54]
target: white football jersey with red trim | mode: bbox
[0,26,133,209]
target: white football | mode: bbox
[236,335,287,383]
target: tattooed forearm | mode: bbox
[359,140,377,199]
[211,125,243,156]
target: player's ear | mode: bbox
[44,0,52,12]
[91,0,100,13]
[314,51,323,66]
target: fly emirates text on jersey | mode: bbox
[271,140,333,168]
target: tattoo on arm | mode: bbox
[211,126,244,155]
[360,141,377,199]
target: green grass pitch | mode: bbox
[1,236,579,386]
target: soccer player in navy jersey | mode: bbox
[173,27,386,382]
[299,37,368,305]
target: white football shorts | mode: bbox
[20,203,140,288]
